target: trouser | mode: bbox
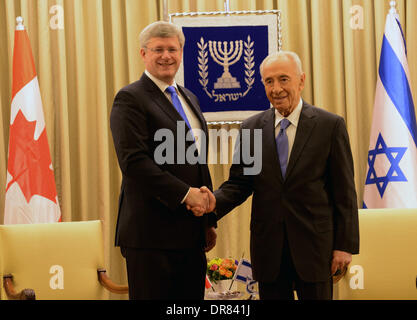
[123,247,207,300]
[258,226,332,300]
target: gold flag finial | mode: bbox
[16,16,25,30]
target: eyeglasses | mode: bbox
[144,47,181,55]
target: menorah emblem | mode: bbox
[208,40,243,89]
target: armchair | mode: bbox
[0,220,128,300]
[335,208,417,299]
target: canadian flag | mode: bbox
[4,17,61,224]
[205,275,212,289]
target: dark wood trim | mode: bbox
[97,269,128,294]
[3,274,36,300]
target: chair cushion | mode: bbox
[337,208,417,299]
[0,220,106,300]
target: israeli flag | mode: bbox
[363,4,417,208]
[233,258,259,295]
[233,258,253,283]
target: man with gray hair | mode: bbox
[110,21,217,300]
[198,50,359,299]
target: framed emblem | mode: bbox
[171,11,281,123]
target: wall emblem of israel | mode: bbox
[170,11,281,121]
[197,36,255,102]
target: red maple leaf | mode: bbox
[6,110,58,204]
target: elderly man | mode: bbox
[200,51,359,300]
[110,21,217,300]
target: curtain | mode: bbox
[1,0,416,299]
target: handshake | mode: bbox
[184,186,216,216]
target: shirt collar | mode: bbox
[274,98,303,128]
[145,70,178,93]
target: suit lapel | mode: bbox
[178,86,207,133]
[141,74,187,128]
[261,109,284,183]
[285,102,316,179]
[141,74,206,136]
[177,85,211,187]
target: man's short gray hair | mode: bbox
[259,51,303,77]
[139,21,185,48]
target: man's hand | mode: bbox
[186,186,216,216]
[200,186,216,213]
[331,250,352,276]
[184,187,209,217]
[204,227,217,252]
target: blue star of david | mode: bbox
[365,133,408,198]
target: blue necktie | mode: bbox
[276,118,291,177]
[165,86,192,131]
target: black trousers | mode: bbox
[123,247,207,300]
[258,226,332,300]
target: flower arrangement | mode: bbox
[207,257,238,283]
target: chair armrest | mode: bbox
[97,269,128,294]
[3,274,36,300]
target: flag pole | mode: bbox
[228,252,244,291]
[224,0,231,16]
[162,0,168,22]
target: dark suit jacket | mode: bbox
[110,73,215,250]
[214,101,359,283]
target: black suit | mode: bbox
[214,101,359,298]
[110,73,215,299]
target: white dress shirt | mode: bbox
[145,70,203,154]
[274,98,303,163]
[145,70,203,203]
